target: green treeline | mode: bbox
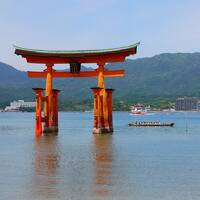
[1,52,200,111]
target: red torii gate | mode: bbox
[14,43,139,136]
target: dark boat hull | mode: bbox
[128,123,175,127]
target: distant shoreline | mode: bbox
[1,110,200,113]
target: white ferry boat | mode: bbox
[130,104,147,115]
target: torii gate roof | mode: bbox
[14,43,139,64]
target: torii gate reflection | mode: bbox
[14,43,139,136]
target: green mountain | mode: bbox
[106,52,200,99]
[1,52,200,109]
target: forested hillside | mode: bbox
[1,52,200,109]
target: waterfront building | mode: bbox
[10,100,35,108]
[175,97,198,111]
[5,100,35,111]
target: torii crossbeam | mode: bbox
[14,43,139,136]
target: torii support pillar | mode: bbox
[51,89,60,132]
[43,64,53,133]
[106,89,114,132]
[33,87,60,135]
[91,87,114,134]
[33,88,44,137]
[43,89,60,134]
[91,87,102,134]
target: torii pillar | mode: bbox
[91,63,115,134]
[106,89,114,132]
[43,64,54,133]
[33,88,44,137]
[51,89,60,132]
[32,65,61,135]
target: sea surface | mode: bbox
[1,111,200,200]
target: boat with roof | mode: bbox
[128,121,175,127]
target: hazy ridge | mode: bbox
[1,52,200,108]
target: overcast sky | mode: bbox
[1,0,200,71]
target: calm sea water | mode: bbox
[1,112,200,200]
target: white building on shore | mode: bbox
[5,100,35,112]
